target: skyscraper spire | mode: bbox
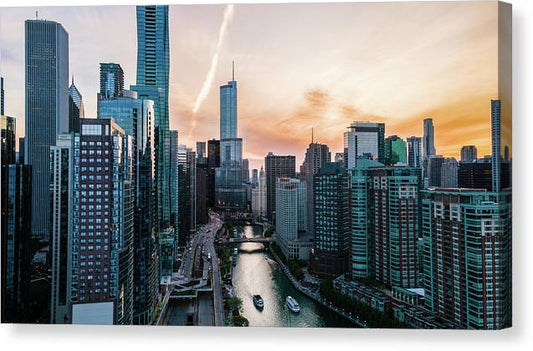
[71,75,74,86]
[232,60,235,81]
[312,127,314,143]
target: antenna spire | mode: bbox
[36,11,38,20]
[312,127,314,143]
[232,60,235,81]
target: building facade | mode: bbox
[422,189,512,329]
[265,153,296,220]
[25,19,69,239]
[68,78,84,133]
[407,136,422,168]
[384,135,407,165]
[344,122,385,169]
[460,145,477,163]
[98,63,124,101]
[251,167,267,218]
[311,163,350,276]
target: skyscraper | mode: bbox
[301,142,330,237]
[422,189,512,329]
[207,139,220,208]
[310,163,350,276]
[242,158,250,183]
[407,136,422,168]
[50,134,74,324]
[69,119,135,325]
[251,167,267,218]
[97,89,157,325]
[275,178,309,260]
[215,68,246,210]
[440,158,459,188]
[369,166,420,287]
[460,145,477,163]
[349,159,383,280]
[1,163,32,323]
[1,77,5,115]
[422,118,436,161]
[169,130,179,237]
[98,63,124,100]
[251,168,259,187]
[384,135,407,165]
[422,118,436,186]
[132,5,170,228]
[196,141,207,165]
[68,77,84,133]
[265,152,296,220]
[491,99,501,192]
[344,122,385,169]
[427,155,444,188]
[25,19,69,239]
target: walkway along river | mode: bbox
[231,225,357,328]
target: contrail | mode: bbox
[192,4,235,116]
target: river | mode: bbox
[231,225,357,328]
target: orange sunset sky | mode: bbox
[0,1,511,170]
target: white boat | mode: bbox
[285,295,301,313]
[253,295,264,310]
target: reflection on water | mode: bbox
[231,225,356,328]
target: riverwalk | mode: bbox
[268,248,368,328]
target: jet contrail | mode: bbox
[192,4,235,116]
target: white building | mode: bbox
[252,166,267,218]
[275,178,310,260]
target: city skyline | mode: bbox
[1,2,510,170]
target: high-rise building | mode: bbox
[98,63,124,100]
[407,136,422,168]
[491,100,501,192]
[215,70,246,210]
[132,5,170,229]
[49,134,74,324]
[97,89,157,325]
[1,115,16,166]
[427,155,444,187]
[458,161,510,191]
[422,189,512,329]
[349,159,383,279]
[344,122,385,169]
[422,118,436,186]
[251,168,259,187]
[68,77,84,133]
[310,163,350,276]
[422,118,436,161]
[251,167,267,218]
[1,163,32,323]
[196,141,207,165]
[1,77,5,115]
[207,139,220,208]
[169,130,179,237]
[301,142,330,237]
[196,162,209,224]
[384,135,407,165]
[68,119,135,325]
[460,145,477,163]
[275,178,310,260]
[265,152,296,220]
[18,137,25,165]
[334,152,345,166]
[242,158,250,183]
[368,166,420,287]
[25,19,69,239]
[176,145,196,246]
[440,158,459,188]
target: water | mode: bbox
[231,225,357,328]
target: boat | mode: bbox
[285,295,301,313]
[253,295,264,310]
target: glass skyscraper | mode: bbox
[25,19,69,239]
[215,74,246,210]
[132,5,170,228]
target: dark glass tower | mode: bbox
[68,77,84,133]
[25,19,69,239]
[215,69,246,210]
[265,152,296,220]
[98,63,124,100]
[132,5,170,228]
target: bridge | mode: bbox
[228,236,273,244]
